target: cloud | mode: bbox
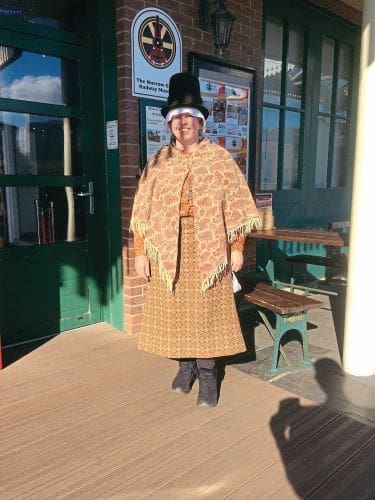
[0,75,62,104]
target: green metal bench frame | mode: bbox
[243,282,323,375]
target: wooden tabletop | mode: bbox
[248,228,345,247]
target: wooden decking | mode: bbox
[1,323,374,499]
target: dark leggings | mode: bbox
[196,358,216,369]
[174,358,216,369]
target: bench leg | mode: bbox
[257,310,292,370]
[269,315,293,374]
[301,313,313,367]
[268,313,313,375]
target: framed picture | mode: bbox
[139,98,172,169]
[188,53,256,184]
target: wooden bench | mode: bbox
[286,221,349,284]
[242,282,324,374]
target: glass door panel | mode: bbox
[286,26,304,109]
[261,107,279,191]
[283,111,301,189]
[315,38,354,189]
[0,45,79,105]
[319,37,335,113]
[263,17,283,105]
[0,113,82,176]
[0,185,87,246]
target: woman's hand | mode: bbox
[135,255,150,280]
[231,250,244,273]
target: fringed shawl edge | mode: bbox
[131,214,261,293]
[143,238,174,292]
[129,217,147,238]
[227,215,261,244]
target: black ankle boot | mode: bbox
[172,360,197,394]
[197,367,218,407]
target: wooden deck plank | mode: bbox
[0,334,161,415]
[0,372,270,498]
[0,324,373,499]
[142,402,342,499]
[226,414,375,498]
[57,392,282,498]
[309,438,375,498]
[0,342,270,497]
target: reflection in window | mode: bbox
[261,107,279,191]
[286,27,304,109]
[315,116,330,188]
[264,17,283,105]
[0,186,86,247]
[0,0,88,34]
[332,119,348,187]
[283,112,301,189]
[319,37,335,113]
[0,112,82,176]
[336,43,352,117]
[0,46,79,105]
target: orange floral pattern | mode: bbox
[133,172,246,256]
[130,139,260,291]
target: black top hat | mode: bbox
[161,72,209,119]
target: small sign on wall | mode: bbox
[106,120,118,150]
[255,193,273,209]
[131,8,182,100]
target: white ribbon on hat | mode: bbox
[165,107,206,130]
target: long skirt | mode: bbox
[138,217,246,359]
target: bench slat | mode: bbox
[243,282,323,315]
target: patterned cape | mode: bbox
[130,139,260,292]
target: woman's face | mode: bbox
[169,113,202,148]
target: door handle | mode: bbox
[76,181,94,215]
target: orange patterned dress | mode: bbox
[134,169,247,359]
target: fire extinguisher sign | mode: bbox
[131,8,182,100]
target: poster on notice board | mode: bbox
[199,78,250,178]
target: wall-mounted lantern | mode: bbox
[198,0,236,56]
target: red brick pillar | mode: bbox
[116,2,147,334]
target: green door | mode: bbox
[0,24,102,345]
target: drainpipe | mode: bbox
[343,0,375,376]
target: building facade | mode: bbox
[117,0,361,334]
[0,1,362,350]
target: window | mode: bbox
[261,9,356,195]
[261,18,306,191]
[315,40,353,188]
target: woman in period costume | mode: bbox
[130,73,259,407]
